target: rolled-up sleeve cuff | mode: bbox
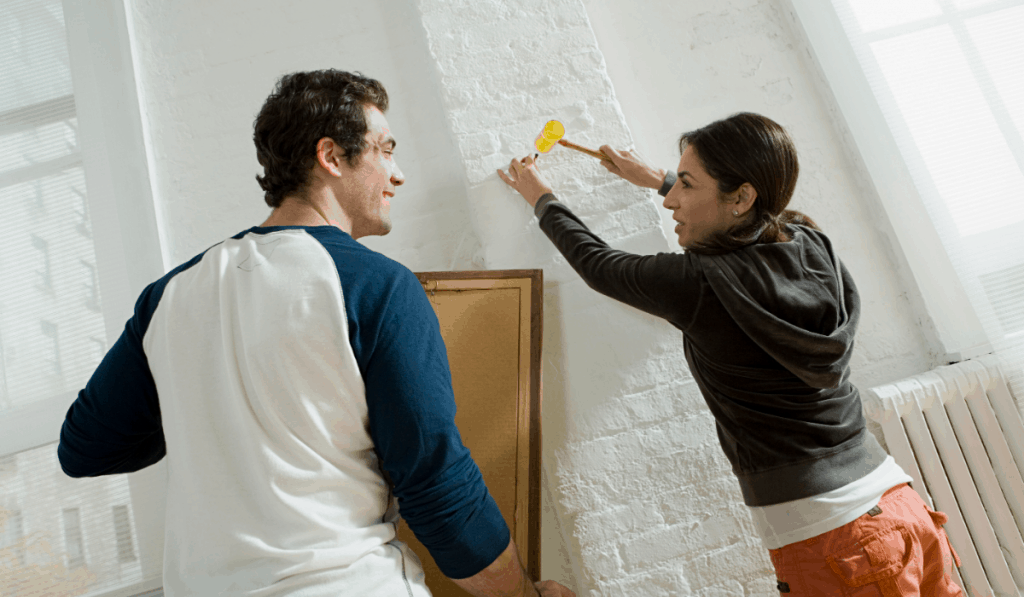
[427,497,510,579]
[400,457,511,578]
[534,193,559,218]
[658,171,677,196]
[395,452,511,579]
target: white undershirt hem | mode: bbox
[748,455,914,549]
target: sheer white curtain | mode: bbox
[789,0,1024,400]
[0,0,165,595]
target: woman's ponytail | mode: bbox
[780,209,820,231]
[757,209,821,243]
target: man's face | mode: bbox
[338,105,404,239]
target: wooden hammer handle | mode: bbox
[557,138,612,162]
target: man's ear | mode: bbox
[316,137,343,177]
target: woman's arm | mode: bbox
[597,145,666,190]
[497,156,699,327]
[495,150,671,205]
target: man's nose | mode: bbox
[392,163,405,186]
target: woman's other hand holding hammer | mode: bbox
[598,145,666,190]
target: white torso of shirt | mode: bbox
[144,229,430,596]
[748,455,914,549]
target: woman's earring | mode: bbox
[733,210,739,216]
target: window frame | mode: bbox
[63,0,168,592]
[781,0,1013,364]
[0,0,167,594]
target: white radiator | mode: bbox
[863,354,1024,597]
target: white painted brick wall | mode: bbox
[413,0,774,593]
[125,0,940,594]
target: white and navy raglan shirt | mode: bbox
[58,225,509,597]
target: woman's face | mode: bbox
[663,145,739,248]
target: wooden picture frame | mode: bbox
[393,269,543,595]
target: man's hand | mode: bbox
[497,154,554,208]
[535,580,576,597]
[598,145,666,190]
[450,538,575,597]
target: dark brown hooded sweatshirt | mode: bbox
[535,195,888,507]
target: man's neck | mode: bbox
[260,190,353,234]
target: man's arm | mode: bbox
[356,268,572,596]
[451,537,538,597]
[452,538,576,597]
[360,267,508,577]
[58,283,166,477]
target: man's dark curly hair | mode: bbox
[253,69,389,208]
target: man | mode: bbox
[58,69,573,597]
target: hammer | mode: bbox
[534,120,611,162]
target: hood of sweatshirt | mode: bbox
[696,224,860,389]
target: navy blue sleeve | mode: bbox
[354,266,510,579]
[58,281,166,477]
[56,250,208,477]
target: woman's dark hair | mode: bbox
[678,112,819,255]
[253,69,389,208]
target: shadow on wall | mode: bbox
[356,0,485,273]
[365,0,583,586]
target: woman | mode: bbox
[497,113,963,596]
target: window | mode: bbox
[80,259,101,313]
[112,505,137,564]
[39,319,61,378]
[88,335,106,363]
[786,0,1024,378]
[834,0,1024,344]
[29,234,53,293]
[62,507,85,569]
[831,0,1024,227]
[2,0,103,412]
[0,331,8,410]
[0,507,25,566]
[980,264,1024,337]
[0,446,144,595]
[73,185,90,238]
[0,0,164,595]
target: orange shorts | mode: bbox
[768,483,964,596]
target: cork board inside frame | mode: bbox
[393,269,544,596]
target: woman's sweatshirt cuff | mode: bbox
[534,193,559,218]
[658,171,677,196]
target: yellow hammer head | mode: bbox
[534,120,565,153]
